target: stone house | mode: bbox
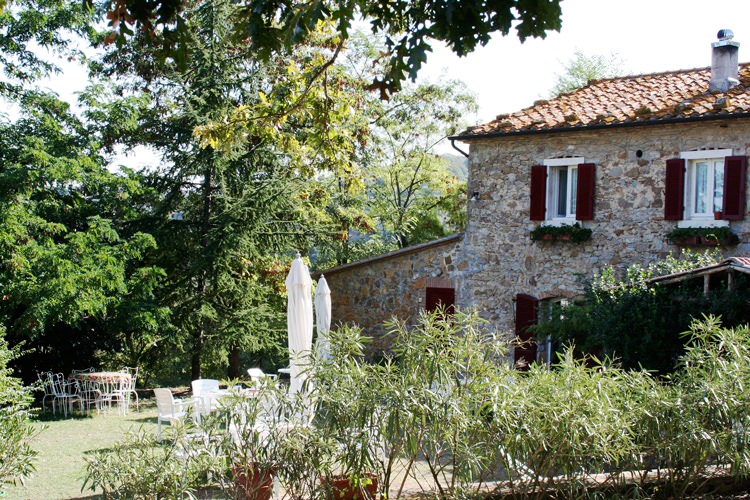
[451,31,750,366]
[315,234,464,357]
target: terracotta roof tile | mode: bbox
[455,64,750,139]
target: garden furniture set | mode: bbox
[37,367,139,417]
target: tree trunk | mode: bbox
[228,348,241,378]
[191,336,202,381]
[192,161,214,382]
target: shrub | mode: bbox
[81,422,214,498]
[654,316,750,496]
[532,250,737,374]
[386,308,510,497]
[484,350,656,498]
[0,327,38,488]
[81,313,750,499]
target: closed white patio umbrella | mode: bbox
[285,253,313,394]
[314,274,332,361]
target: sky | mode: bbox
[419,0,750,127]
[31,0,750,164]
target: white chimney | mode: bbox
[709,29,740,92]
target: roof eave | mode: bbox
[311,233,464,278]
[449,111,750,142]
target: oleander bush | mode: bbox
[492,352,659,498]
[81,423,215,499]
[0,326,39,488]
[81,312,750,499]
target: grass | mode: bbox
[3,396,436,500]
[2,400,160,500]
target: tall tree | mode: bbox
[94,0,371,379]
[0,0,96,102]
[0,0,169,379]
[364,79,476,248]
[549,49,626,97]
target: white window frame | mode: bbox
[678,150,731,228]
[543,157,584,225]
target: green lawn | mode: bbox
[2,401,160,500]
[3,396,433,500]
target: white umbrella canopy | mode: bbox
[314,275,332,361]
[285,253,314,394]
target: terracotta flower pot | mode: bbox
[321,472,378,500]
[232,463,275,500]
[700,235,721,246]
[670,236,700,246]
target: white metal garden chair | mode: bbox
[48,372,83,417]
[113,366,139,412]
[96,374,128,415]
[78,378,103,415]
[37,371,55,412]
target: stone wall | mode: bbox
[319,234,464,357]
[458,119,750,337]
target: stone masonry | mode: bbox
[317,234,463,358]
[457,119,750,339]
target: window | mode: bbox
[425,287,455,315]
[550,165,578,219]
[530,159,595,222]
[664,151,746,224]
[687,158,724,218]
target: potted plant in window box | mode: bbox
[666,226,739,247]
[665,227,701,246]
[530,223,592,243]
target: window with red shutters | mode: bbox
[514,293,538,370]
[531,162,595,222]
[529,165,547,220]
[576,163,595,220]
[664,158,685,220]
[723,156,746,220]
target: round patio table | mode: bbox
[70,371,131,384]
[69,371,132,414]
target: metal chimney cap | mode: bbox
[718,29,734,40]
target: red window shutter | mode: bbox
[576,163,595,220]
[514,293,538,370]
[529,165,547,220]
[425,287,455,315]
[664,158,685,220]
[723,156,746,220]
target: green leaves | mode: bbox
[550,48,626,97]
[361,73,476,249]
[0,0,96,94]
[0,328,38,487]
[102,0,562,95]
[80,314,750,498]
[533,250,739,375]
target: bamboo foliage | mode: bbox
[83,313,750,498]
